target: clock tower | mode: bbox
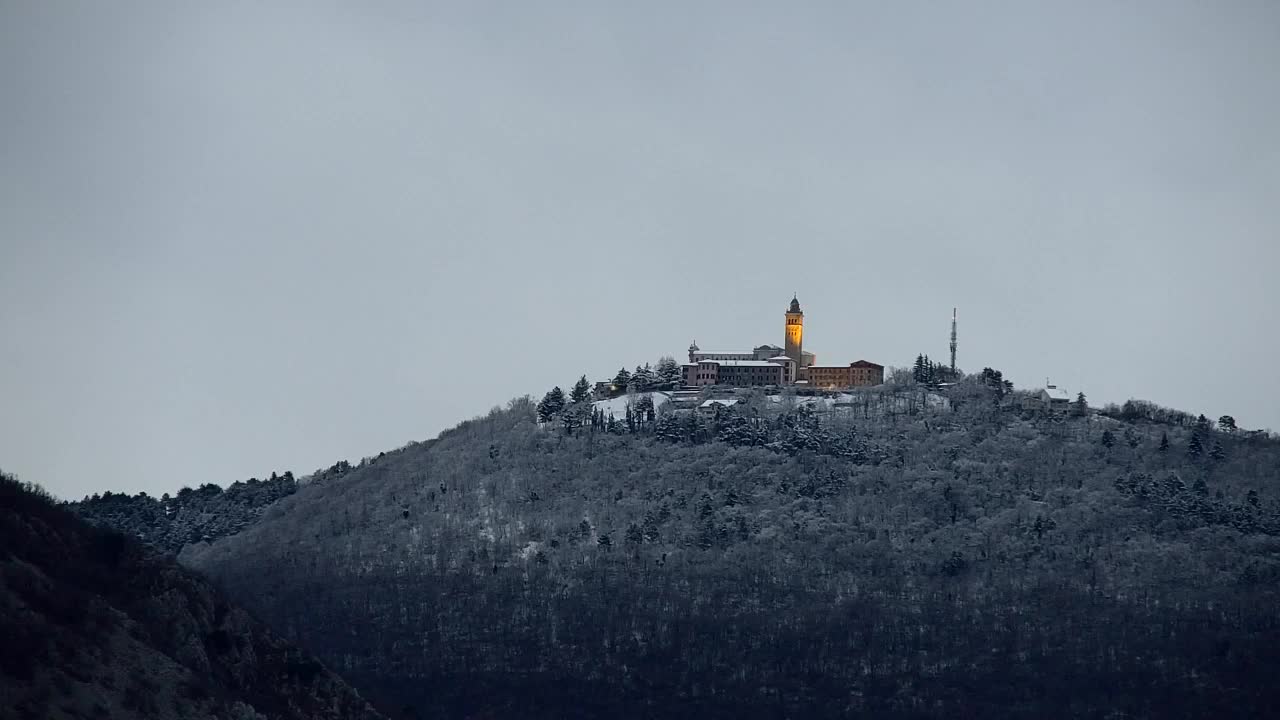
[784,295,803,372]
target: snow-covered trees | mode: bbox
[630,364,657,392]
[537,387,566,423]
[1188,432,1204,458]
[611,367,631,389]
[655,356,682,388]
[570,375,593,405]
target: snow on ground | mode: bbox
[768,391,951,412]
[591,391,671,419]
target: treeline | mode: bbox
[73,471,298,554]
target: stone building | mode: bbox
[682,359,785,387]
[806,360,885,390]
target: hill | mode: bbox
[178,380,1280,717]
[0,472,385,720]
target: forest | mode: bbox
[0,471,384,720]
[167,372,1280,719]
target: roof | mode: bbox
[700,399,739,408]
[767,356,792,361]
[704,360,783,367]
[1043,387,1072,401]
[691,351,753,358]
[789,295,802,313]
[850,360,884,368]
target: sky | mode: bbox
[2,1,1278,500]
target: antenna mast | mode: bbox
[949,307,957,373]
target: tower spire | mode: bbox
[949,307,957,374]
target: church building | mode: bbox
[682,296,883,389]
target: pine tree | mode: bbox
[1101,430,1115,449]
[611,367,631,391]
[570,375,592,405]
[1075,392,1088,416]
[654,414,682,443]
[1187,432,1204,458]
[1210,440,1225,461]
[1196,414,1212,433]
[631,364,656,392]
[1159,432,1170,452]
[536,387,566,423]
[656,356,682,388]
[625,523,643,546]
[913,354,926,383]
[1218,415,1237,432]
[633,394,655,425]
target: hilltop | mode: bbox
[0,472,385,720]
[168,375,1280,719]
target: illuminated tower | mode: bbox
[784,295,803,371]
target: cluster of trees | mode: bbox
[73,472,298,554]
[0,471,383,720]
[603,356,682,397]
[535,375,597,428]
[174,375,1280,719]
[910,353,959,385]
[536,357,682,432]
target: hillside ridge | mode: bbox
[172,378,1280,719]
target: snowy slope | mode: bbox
[592,391,671,419]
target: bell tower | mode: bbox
[784,295,803,370]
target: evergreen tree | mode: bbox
[1210,440,1225,461]
[1101,430,1115,449]
[1218,415,1237,432]
[1196,414,1212,433]
[1159,432,1170,452]
[625,523,643,547]
[631,364,656,392]
[1075,392,1088,416]
[913,354,926,383]
[560,404,585,435]
[633,394,655,425]
[654,413,682,443]
[1187,432,1204,458]
[536,387,566,423]
[611,367,631,391]
[656,356,682,387]
[570,375,592,405]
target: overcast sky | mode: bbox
[2,1,1277,499]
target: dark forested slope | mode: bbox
[73,471,300,554]
[181,383,1280,719]
[0,472,384,720]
